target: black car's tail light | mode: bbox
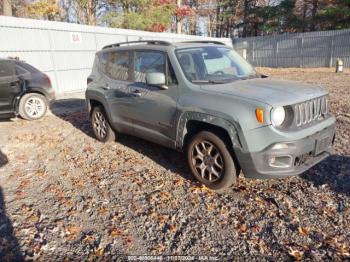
[44,74,52,86]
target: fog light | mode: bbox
[269,155,292,168]
[271,143,289,150]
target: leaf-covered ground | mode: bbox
[0,68,349,260]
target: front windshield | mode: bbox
[176,46,258,83]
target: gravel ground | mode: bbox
[0,68,349,261]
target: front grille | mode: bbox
[294,96,328,127]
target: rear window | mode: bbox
[99,51,130,81]
[15,64,30,76]
[16,62,41,74]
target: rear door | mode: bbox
[0,60,21,115]
[99,50,134,134]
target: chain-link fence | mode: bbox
[233,29,350,68]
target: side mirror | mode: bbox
[146,72,168,89]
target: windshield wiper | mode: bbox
[191,79,228,84]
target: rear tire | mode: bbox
[91,106,116,142]
[187,131,238,192]
[18,93,48,120]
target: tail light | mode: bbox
[44,74,52,86]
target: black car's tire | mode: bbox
[18,93,48,120]
[91,106,116,142]
[187,131,238,192]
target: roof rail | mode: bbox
[181,40,226,45]
[102,40,172,49]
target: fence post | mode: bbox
[275,40,279,68]
[299,37,304,68]
[252,41,255,66]
[329,35,334,67]
[47,30,59,93]
[94,32,99,52]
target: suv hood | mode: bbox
[200,78,328,106]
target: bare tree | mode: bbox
[3,0,13,16]
[177,0,182,33]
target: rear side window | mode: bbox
[0,61,15,77]
[100,51,129,81]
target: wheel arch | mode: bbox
[87,98,104,116]
[87,98,115,130]
[177,112,244,154]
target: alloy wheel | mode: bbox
[191,140,224,182]
[24,97,46,118]
[93,111,107,138]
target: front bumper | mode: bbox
[238,123,336,179]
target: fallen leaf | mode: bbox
[238,224,247,234]
[298,226,310,236]
[337,243,350,257]
[99,207,108,215]
[169,224,177,233]
[110,228,123,237]
[66,226,81,240]
[288,247,304,261]
[94,248,104,257]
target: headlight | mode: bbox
[271,106,286,126]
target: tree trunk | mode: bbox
[176,0,182,34]
[216,6,220,37]
[310,0,319,31]
[3,0,12,16]
[302,2,307,32]
[242,0,250,37]
[207,16,212,37]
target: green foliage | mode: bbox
[102,1,176,31]
[27,0,60,20]
[317,0,350,29]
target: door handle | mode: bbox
[101,84,110,90]
[132,89,142,97]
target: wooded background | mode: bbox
[1,0,350,37]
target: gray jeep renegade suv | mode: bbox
[85,40,336,191]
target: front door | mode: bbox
[0,61,21,116]
[127,51,179,148]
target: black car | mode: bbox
[0,58,55,120]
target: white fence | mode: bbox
[0,16,232,94]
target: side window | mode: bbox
[134,51,166,83]
[0,61,15,78]
[100,51,129,81]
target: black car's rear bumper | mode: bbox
[238,123,336,179]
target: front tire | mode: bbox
[91,106,116,142]
[187,131,238,192]
[19,93,48,120]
